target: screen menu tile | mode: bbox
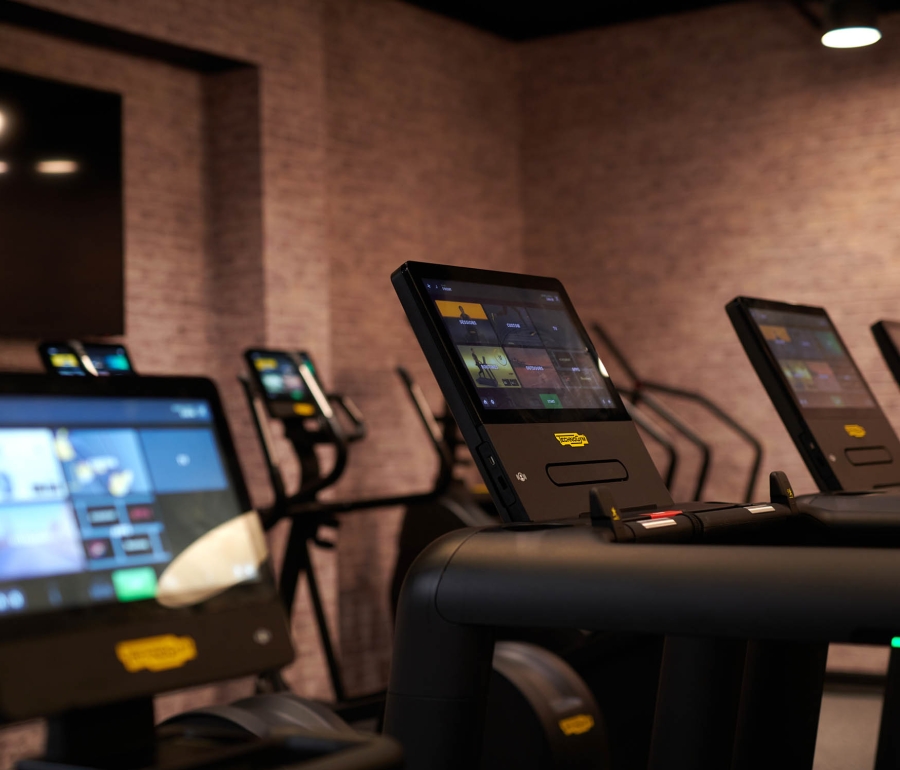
[750,307,874,410]
[425,279,615,411]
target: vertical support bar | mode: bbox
[875,646,900,770]
[649,636,747,770]
[732,640,828,770]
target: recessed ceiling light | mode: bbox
[822,26,882,48]
[36,159,78,174]
[822,0,881,48]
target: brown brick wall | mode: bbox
[521,2,900,503]
[323,1,520,693]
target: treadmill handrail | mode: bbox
[639,380,763,504]
[619,387,679,490]
[592,321,763,503]
[631,390,712,501]
[385,526,900,770]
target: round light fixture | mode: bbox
[36,159,78,174]
[822,0,882,48]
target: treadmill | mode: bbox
[728,297,900,535]
[388,262,855,770]
[729,297,900,770]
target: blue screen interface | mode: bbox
[0,396,247,616]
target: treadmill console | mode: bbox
[728,297,900,491]
[392,262,673,522]
[0,374,293,722]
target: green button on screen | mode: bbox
[540,393,563,409]
[112,567,158,602]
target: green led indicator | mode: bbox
[892,637,900,649]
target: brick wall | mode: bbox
[324,1,520,692]
[521,2,900,503]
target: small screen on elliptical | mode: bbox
[245,349,319,418]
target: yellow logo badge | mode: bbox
[559,713,595,736]
[844,424,866,439]
[555,432,589,447]
[292,403,315,417]
[116,634,197,673]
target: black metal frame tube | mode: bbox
[649,637,747,770]
[732,640,828,770]
[385,525,900,770]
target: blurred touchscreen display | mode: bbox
[0,394,263,616]
[749,307,874,410]
[42,342,134,377]
[81,344,134,376]
[247,351,308,403]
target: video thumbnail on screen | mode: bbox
[460,346,521,389]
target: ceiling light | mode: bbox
[0,111,6,136]
[822,0,881,48]
[36,159,78,174]
[0,161,7,174]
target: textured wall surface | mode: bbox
[522,2,900,504]
[324,0,520,693]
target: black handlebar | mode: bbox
[592,321,763,503]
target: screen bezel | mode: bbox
[0,373,278,642]
[402,262,630,425]
[736,296,882,419]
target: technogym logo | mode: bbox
[844,424,867,439]
[555,432,589,447]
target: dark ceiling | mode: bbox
[400,0,898,41]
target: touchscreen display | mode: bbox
[43,343,133,377]
[749,307,874,409]
[424,278,616,411]
[81,344,134,376]
[43,344,87,377]
[247,351,313,404]
[0,395,260,616]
